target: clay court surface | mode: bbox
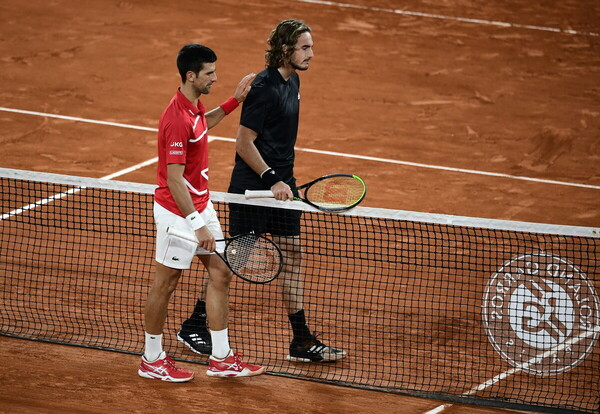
[1,0,598,412]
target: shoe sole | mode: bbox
[177,333,212,356]
[286,352,347,363]
[206,367,266,378]
[138,369,194,382]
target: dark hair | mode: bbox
[176,44,217,82]
[265,19,311,68]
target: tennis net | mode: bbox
[1,167,598,413]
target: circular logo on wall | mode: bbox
[482,251,599,375]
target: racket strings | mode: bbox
[307,177,365,208]
[225,235,281,282]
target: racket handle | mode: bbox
[167,227,198,243]
[244,190,275,199]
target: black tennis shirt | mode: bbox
[229,66,300,192]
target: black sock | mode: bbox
[288,309,312,342]
[182,299,207,331]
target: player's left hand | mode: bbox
[233,73,256,103]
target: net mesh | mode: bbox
[1,168,598,414]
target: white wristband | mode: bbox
[185,211,205,230]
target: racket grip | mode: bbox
[244,190,275,199]
[167,227,198,243]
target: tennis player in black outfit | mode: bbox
[178,19,346,363]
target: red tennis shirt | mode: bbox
[154,89,210,216]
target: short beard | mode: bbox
[194,84,211,95]
[290,61,309,71]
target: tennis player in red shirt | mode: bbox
[138,44,264,382]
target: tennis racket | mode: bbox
[166,227,283,284]
[244,173,366,212]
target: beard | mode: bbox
[194,83,212,95]
[290,60,309,71]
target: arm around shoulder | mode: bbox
[205,73,256,129]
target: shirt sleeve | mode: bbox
[240,80,274,135]
[162,118,189,165]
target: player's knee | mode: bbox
[153,264,182,293]
[209,263,233,286]
[208,274,231,292]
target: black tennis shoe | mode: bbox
[286,335,346,362]
[177,329,212,355]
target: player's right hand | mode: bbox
[233,73,256,103]
[271,181,293,201]
[195,226,216,252]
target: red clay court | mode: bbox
[1,0,599,413]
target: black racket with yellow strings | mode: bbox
[166,227,283,284]
[244,173,367,212]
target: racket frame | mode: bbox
[245,173,367,212]
[165,227,283,283]
[217,233,283,284]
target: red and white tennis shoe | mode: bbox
[207,352,266,377]
[138,351,194,382]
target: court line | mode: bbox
[1,106,599,190]
[1,186,85,221]
[293,147,600,190]
[463,325,600,396]
[290,0,600,37]
[0,137,208,221]
[420,326,600,413]
[423,403,452,414]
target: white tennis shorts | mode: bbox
[154,201,225,270]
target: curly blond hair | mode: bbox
[265,19,311,68]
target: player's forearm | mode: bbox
[235,125,269,176]
[205,107,226,129]
[236,139,269,176]
[167,177,196,216]
[205,95,242,129]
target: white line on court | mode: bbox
[0,130,211,221]
[423,403,452,414]
[2,107,599,191]
[294,147,600,190]
[1,107,157,132]
[100,157,159,180]
[1,186,85,221]
[422,326,600,413]
[291,0,600,37]
[463,326,600,396]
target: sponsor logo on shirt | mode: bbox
[169,150,184,155]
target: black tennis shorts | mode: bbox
[228,202,302,237]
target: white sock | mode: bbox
[210,328,231,359]
[144,332,163,362]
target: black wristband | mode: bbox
[261,168,282,188]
